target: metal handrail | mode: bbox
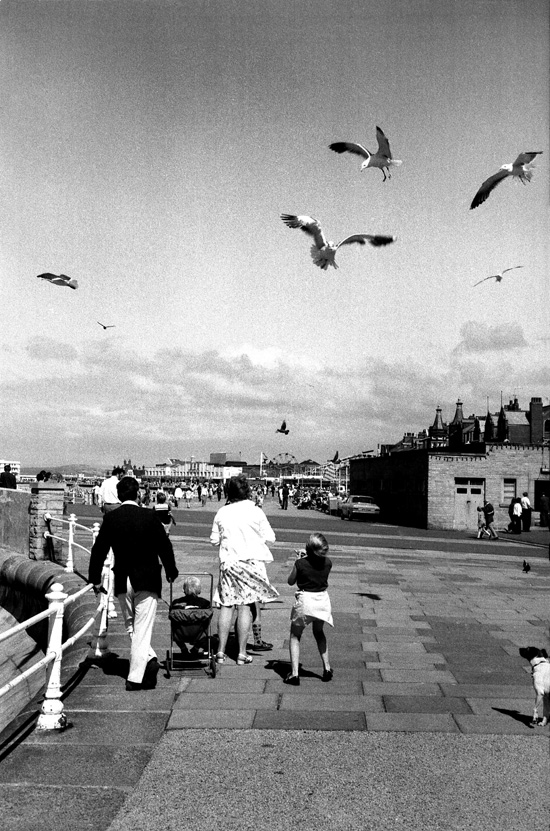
[0,510,114,730]
[43,512,101,573]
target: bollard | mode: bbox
[36,582,69,731]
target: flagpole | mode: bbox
[260,451,263,478]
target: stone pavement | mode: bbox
[1,520,550,830]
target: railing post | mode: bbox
[36,582,69,731]
[65,513,77,572]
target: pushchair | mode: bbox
[165,572,217,678]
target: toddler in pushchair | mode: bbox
[167,575,217,676]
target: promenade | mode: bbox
[1,500,549,830]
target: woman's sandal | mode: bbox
[215,652,226,665]
[236,654,253,665]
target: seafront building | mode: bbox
[351,396,550,532]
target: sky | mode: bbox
[1,0,548,468]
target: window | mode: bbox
[503,478,516,502]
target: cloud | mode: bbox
[26,336,78,362]
[1,336,548,466]
[453,321,527,354]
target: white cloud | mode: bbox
[1,335,548,466]
[453,321,528,354]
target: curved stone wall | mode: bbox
[0,549,97,738]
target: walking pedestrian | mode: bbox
[511,497,522,534]
[282,482,289,510]
[284,533,333,685]
[98,467,124,513]
[210,474,278,666]
[88,476,178,691]
[482,499,499,539]
[476,506,490,539]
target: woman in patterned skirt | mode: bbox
[210,474,278,665]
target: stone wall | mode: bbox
[427,445,549,530]
[29,482,65,561]
[0,488,32,556]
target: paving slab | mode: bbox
[0,784,128,831]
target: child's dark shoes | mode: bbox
[283,673,300,686]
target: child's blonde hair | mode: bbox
[183,576,202,596]
[305,533,329,558]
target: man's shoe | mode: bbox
[283,673,300,686]
[251,640,273,651]
[142,658,160,689]
[125,680,142,692]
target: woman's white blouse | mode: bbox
[210,500,276,564]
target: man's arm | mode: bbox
[155,521,178,582]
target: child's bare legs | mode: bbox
[312,620,330,672]
[289,620,304,677]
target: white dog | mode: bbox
[519,646,550,727]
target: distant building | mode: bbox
[350,396,550,531]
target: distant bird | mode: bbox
[280,214,395,270]
[37,273,78,290]
[276,420,289,435]
[329,126,402,181]
[470,152,543,209]
[473,266,523,287]
[523,560,531,573]
[97,321,116,330]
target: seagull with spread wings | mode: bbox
[276,420,289,435]
[37,272,78,290]
[329,126,402,181]
[280,214,395,270]
[97,321,116,330]
[473,266,523,287]
[470,152,543,209]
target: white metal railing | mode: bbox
[43,512,100,574]
[0,512,116,730]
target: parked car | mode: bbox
[338,495,380,521]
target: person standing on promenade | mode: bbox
[511,497,522,534]
[88,476,178,691]
[520,492,532,531]
[282,482,289,510]
[99,467,124,513]
[482,499,499,539]
[284,533,333,686]
[210,474,278,666]
[0,464,17,489]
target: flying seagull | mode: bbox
[280,214,395,270]
[473,266,523,287]
[97,321,116,330]
[470,152,543,209]
[37,272,78,290]
[329,126,402,181]
[276,420,289,435]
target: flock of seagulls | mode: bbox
[276,130,542,436]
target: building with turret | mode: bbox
[350,396,550,531]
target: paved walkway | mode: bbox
[1,517,549,830]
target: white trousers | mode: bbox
[117,578,159,683]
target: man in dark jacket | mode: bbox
[0,464,17,489]
[89,476,178,691]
